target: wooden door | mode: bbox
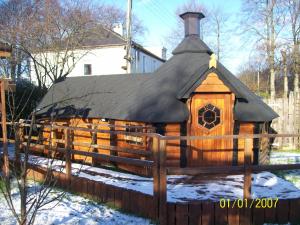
[189,93,234,166]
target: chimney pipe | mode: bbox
[180,12,205,38]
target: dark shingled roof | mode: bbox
[81,27,126,47]
[36,36,278,123]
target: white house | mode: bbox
[30,27,166,87]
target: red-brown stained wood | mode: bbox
[276,199,289,224]
[188,202,202,225]
[122,189,130,212]
[145,194,156,219]
[165,124,181,167]
[101,182,107,203]
[227,205,239,225]
[214,202,228,225]
[129,189,138,213]
[239,207,252,225]
[244,138,252,199]
[238,123,254,165]
[106,185,115,206]
[201,201,214,225]
[87,180,95,199]
[167,203,176,225]
[94,182,103,202]
[189,92,234,167]
[175,204,189,225]
[290,198,300,223]
[252,207,265,225]
[264,207,276,224]
[114,187,123,208]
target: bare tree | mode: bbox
[206,6,230,61]
[164,0,208,51]
[92,3,145,40]
[283,0,300,95]
[0,0,32,81]
[240,0,286,99]
[281,49,289,97]
[0,0,145,89]
[164,0,230,61]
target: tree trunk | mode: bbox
[20,176,27,225]
[268,0,276,100]
[294,43,299,96]
[282,50,288,98]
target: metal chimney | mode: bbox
[180,12,205,38]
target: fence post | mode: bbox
[159,138,167,225]
[14,123,21,168]
[152,137,160,219]
[1,80,9,178]
[50,127,57,158]
[91,124,97,166]
[244,138,252,199]
[64,128,72,184]
[242,138,252,225]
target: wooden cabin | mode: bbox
[35,12,278,175]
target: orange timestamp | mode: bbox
[219,198,279,209]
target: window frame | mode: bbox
[84,64,92,75]
[124,124,144,146]
[198,103,221,130]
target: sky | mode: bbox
[99,0,251,74]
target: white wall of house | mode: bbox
[131,48,163,73]
[30,45,164,88]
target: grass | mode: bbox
[271,149,300,154]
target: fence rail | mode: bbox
[1,121,300,224]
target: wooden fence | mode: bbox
[264,91,300,149]
[26,166,300,225]
[1,122,300,225]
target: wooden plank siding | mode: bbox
[115,120,152,176]
[165,124,181,167]
[237,123,255,165]
[35,72,261,174]
[188,72,235,167]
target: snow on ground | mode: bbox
[270,151,300,165]
[270,151,300,189]
[0,182,153,225]
[2,145,300,202]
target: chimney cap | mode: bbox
[179,12,205,20]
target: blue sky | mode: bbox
[99,0,249,74]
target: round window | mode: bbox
[198,104,220,129]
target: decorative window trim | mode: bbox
[198,103,221,130]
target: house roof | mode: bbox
[80,27,165,62]
[36,35,278,123]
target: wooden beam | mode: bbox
[72,141,151,156]
[180,122,187,168]
[158,139,167,225]
[71,149,153,167]
[244,138,252,200]
[91,124,98,166]
[167,163,300,175]
[1,80,9,177]
[152,137,160,219]
[64,128,72,183]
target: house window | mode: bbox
[142,56,146,73]
[125,124,143,146]
[198,104,221,129]
[84,64,92,75]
